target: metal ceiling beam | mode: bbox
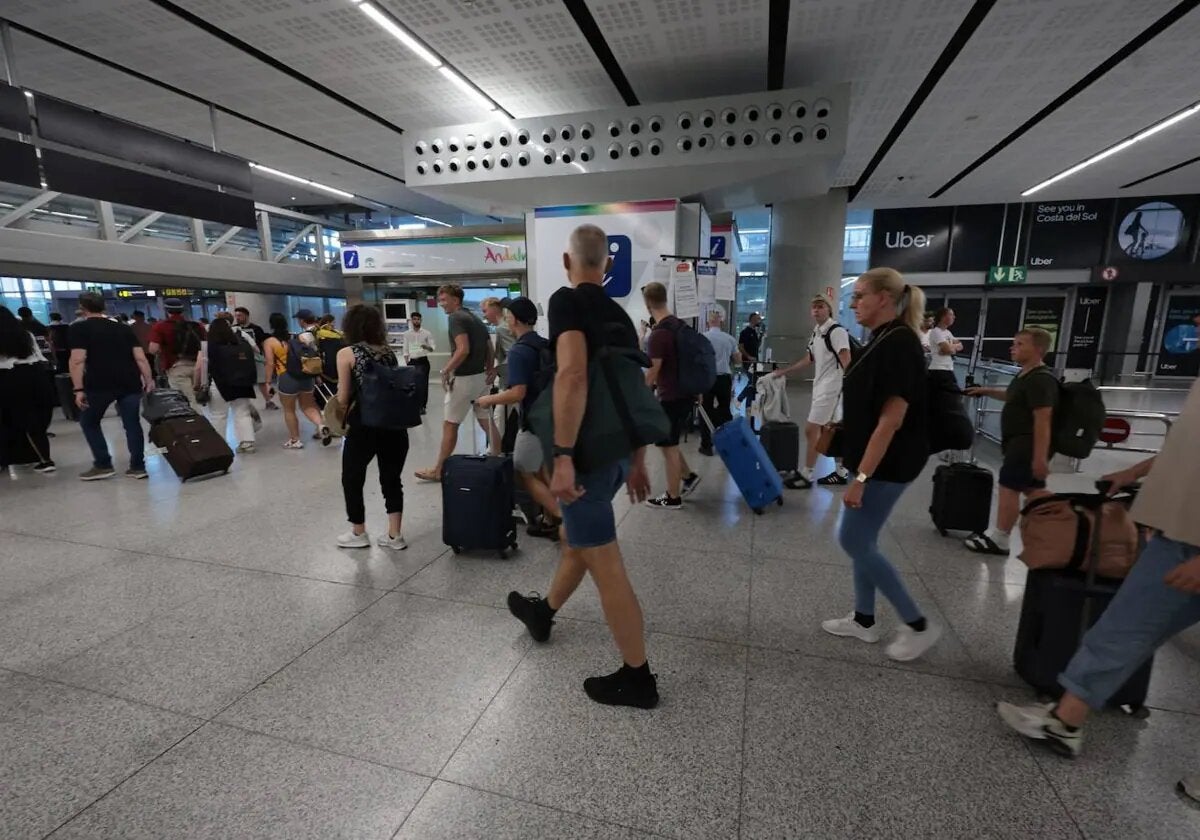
[849,0,998,202]
[560,0,638,106]
[930,0,1200,199]
[95,200,117,240]
[205,224,243,254]
[118,210,164,242]
[1121,153,1200,190]
[766,0,790,91]
[0,191,61,228]
[274,223,317,263]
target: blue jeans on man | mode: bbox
[1059,533,1200,708]
[80,390,145,470]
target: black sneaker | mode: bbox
[681,473,702,497]
[583,664,659,709]
[507,591,554,642]
[817,471,849,486]
[526,516,561,540]
[644,494,682,510]
[33,461,57,473]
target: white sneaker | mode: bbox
[376,533,408,551]
[336,530,370,549]
[1177,773,1200,803]
[885,623,942,661]
[996,701,1083,758]
[820,613,881,644]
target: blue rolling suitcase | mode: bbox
[442,454,519,558]
[700,408,784,515]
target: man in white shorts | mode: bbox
[414,284,493,481]
[768,294,852,488]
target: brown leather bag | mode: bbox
[1019,493,1138,579]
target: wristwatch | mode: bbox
[552,445,575,458]
[854,471,870,484]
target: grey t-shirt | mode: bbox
[448,309,489,376]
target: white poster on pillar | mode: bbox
[527,199,680,330]
[672,261,700,320]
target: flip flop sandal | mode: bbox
[817,472,848,486]
[964,533,1008,555]
[784,474,813,490]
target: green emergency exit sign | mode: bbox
[987,265,1028,285]
[507,282,522,295]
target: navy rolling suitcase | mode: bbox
[442,454,518,558]
[700,409,784,515]
[930,462,993,536]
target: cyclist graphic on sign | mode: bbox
[1117,201,1184,260]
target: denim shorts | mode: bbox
[559,458,629,549]
[276,372,314,395]
[998,450,1046,492]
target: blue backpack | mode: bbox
[666,319,717,396]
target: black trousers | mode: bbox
[700,373,734,449]
[0,365,53,467]
[410,357,431,410]
[342,424,410,524]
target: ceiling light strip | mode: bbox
[414,215,453,228]
[249,162,356,200]
[1021,100,1200,196]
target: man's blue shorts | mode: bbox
[559,459,629,549]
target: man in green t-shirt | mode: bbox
[963,328,1057,555]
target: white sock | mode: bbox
[836,465,848,477]
[986,527,1011,548]
[801,466,814,480]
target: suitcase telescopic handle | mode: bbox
[697,404,717,435]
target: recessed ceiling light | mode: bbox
[1022,100,1200,196]
[356,1,442,68]
[414,215,453,228]
[290,196,297,200]
[438,66,498,111]
[249,162,356,200]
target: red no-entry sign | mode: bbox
[1099,417,1131,444]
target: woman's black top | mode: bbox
[207,340,257,402]
[840,320,929,483]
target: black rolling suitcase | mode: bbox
[442,454,518,558]
[55,373,80,421]
[930,462,993,536]
[149,415,234,481]
[759,420,800,475]
[1013,482,1151,714]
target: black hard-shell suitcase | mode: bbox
[1013,483,1152,714]
[930,462,993,536]
[55,373,80,421]
[149,415,234,481]
[442,454,518,558]
[759,420,800,474]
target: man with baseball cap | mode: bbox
[476,297,561,538]
[148,297,206,407]
[768,293,852,488]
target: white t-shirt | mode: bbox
[809,320,849,396]
[928,327,956,371]
[402,327,434,360]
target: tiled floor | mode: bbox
[3,382,1199,839]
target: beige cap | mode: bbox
[810,294,834,311]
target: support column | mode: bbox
[222,292,289,325]
[766,189,848,365]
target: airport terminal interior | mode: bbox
[2,1,1200,838]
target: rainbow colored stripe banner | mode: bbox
[534,199,678,218]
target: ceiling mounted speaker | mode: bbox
[697,133,713,150]
[766,103,784,121]
[720,132,737,149]
[628,118,643,136]
[481,134,494,149]
[789,100,807,119]
[608,120,623,138]
[431,139,443,154]
[497,131,511,147]
[414,141,428,156]
[789,126,805,144]
[560,147,574,164]
[721,107,738,125]
[579,122,594,140]
[743,106,760,123]
[432,159,444,174]
[541,127,556,143]
[415,161,428,174]
[814,124,830,141]
[448,137,461,153]
[579,145,594,162]
[516,129,530,145]
[499,153,512,168]
[607,142,622,159]
[699,109,715,129]
[648,115,663,133]
[765,128,782,146]
[516,151,530,166]
[677,111,693,130]
[481,155,493,169]
[560,124,574,141]
[814,98,832,119]
[466,157,478,171]
[627,141,643,158]
[448,158,461,172]
[648,139,663,156]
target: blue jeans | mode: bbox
[81,390,145,470]
[1060,534,1200,709]
[838,479,922,623]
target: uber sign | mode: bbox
[869,206,952,273]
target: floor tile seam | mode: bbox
[0,527,398,593]
[39,717,210,839]
[734,644,752,840]
[0,664,209,724]
[1019,738,1089,840]
[902,557,990,676]
[388,776,439,840]
[415,778,679,840]
[387,549,451,593]
[614,534,760,564]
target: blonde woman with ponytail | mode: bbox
[820,267,941,662]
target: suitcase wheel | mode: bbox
[776,497,783,506]
[451,546,461,555]
[753,507,764,515]
[937,528,948,537]
[498,549,507,559]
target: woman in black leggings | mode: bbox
[334,304,409,550]
[0,306,54,473]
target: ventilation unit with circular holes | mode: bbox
[789,126,805,144]
[648,115,663,133]
[448,137,461,153]
[628,118,643,135]
[542,150,555,165]
[579,145,594,162]
[697,133,713,150]
[482,155,493,169]
[677,112,693,130]
[497,131,511,147]
[432,160,444,174]
[516,129,530,145]
[743,105,760,123]
[720,107,738,125]
[516,151,530,166]
[541,127,556,143]
[627,140,643,158]
[448,158,461,172]
[414,140,428,156]
[720,132,737,149]
[741,130,758,147]
[814,124,829,141]
[560,124,573,141]
[465,135,477,151]
[607,142,622,159]
[415,161,428,175]
[677,136,693,152]
[431,139,444,154]
[765,128,782,146]
[481,134,493,149]
[814,98,831,119]
[647,139,662,156]
[699,109,715,129]
[579,122,594,140]
[499,153,512,168]
[466,157,477,171]
[766,102,784,121]
[608,120,622,138]
[560,147,574,164]
[790,100,808,119]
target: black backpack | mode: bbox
[1041,371,1106,458]
[213,341,257,389]
[518,333,554,430]
[357,353,421,430]
[175,320,203,360]
[665,318,717,395]
[821,323,863,369]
